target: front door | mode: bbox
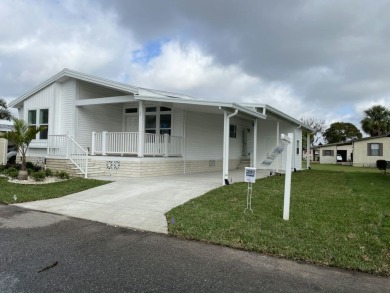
[126,115,139,132]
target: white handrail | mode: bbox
[48,135,88,178]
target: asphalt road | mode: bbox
[1,204,389,293]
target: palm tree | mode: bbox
[1,118,46,180]
[361,105,390,136]
[0,98,12,121]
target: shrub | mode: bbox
[31,170,46,182]
[45,168,53,177]
[55,171,70,180]
[0,165,6,173]
[6,167,19,179]
[26,161,42,172]
[27,168,34,176]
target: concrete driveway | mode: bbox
[16,169,269,233]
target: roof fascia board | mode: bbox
[75,95,135,106]
[240,103,314,131]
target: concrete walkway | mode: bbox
[15,169,269,233]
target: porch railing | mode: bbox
[47,135,88,178]
[91,131,182,157]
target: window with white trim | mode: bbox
[367,143,383,156]
[145,106,171,135]
[28,109,49,139]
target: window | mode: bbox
[322,150,334,156]
[125,108,138,114]
[296,140,300,155]
[28,109,49,139]
[367,143,383,156]
[145,106,171,135]
[229,124,237,138]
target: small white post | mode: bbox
[102,131,107,156]
[85,152,88,178]
[91,131,96,155]
[306,132,311,169]
[164,133,169,157]
[282,133,293,220]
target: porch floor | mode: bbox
[15,169,269,234]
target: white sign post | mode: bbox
[244,167,256,213]
[281,133,293,220]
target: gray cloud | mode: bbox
[102,0,390,108]
[1,0,390,130]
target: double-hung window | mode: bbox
[367,143,383,156]
[28,109,49,139]
[145,106,171,135]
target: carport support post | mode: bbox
[252,119,257,168]
[138,100,145,158]
[222,109,238,185]
[282,133,293,220]
[306,132,310,169]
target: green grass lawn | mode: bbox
[167,165,390,275]
[0,177,110,204]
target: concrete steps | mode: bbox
[237,157,251,169]
[68,160,105,178]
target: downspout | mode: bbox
[222,109,238,185]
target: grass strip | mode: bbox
[0,177,110,204]
[167,168,390,275]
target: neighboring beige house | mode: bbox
[353,133,390,167]
[0,124,13,165]
[318,142,353,164]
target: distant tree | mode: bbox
[361,105,390,136]
[301,117,326,148]
[0,98,12,121]
[322,122,362,144]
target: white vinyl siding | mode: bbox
[184,112,249,161]
[23,83,55,111]
[60,79,76,136]
[76,104,123,151]
[185,111,224,160]
[172,108,184,137]
[77,80,126,100]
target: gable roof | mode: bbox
[9,68,314,126]
[9,68,195,108]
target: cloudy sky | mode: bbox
[1,0,390,133]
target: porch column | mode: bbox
[253,119,258,168]
[138,100,145,157]
[222,109,238,185]
[222,111,228,185]
[306,132,311,169]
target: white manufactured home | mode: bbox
[9,69,312,183]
